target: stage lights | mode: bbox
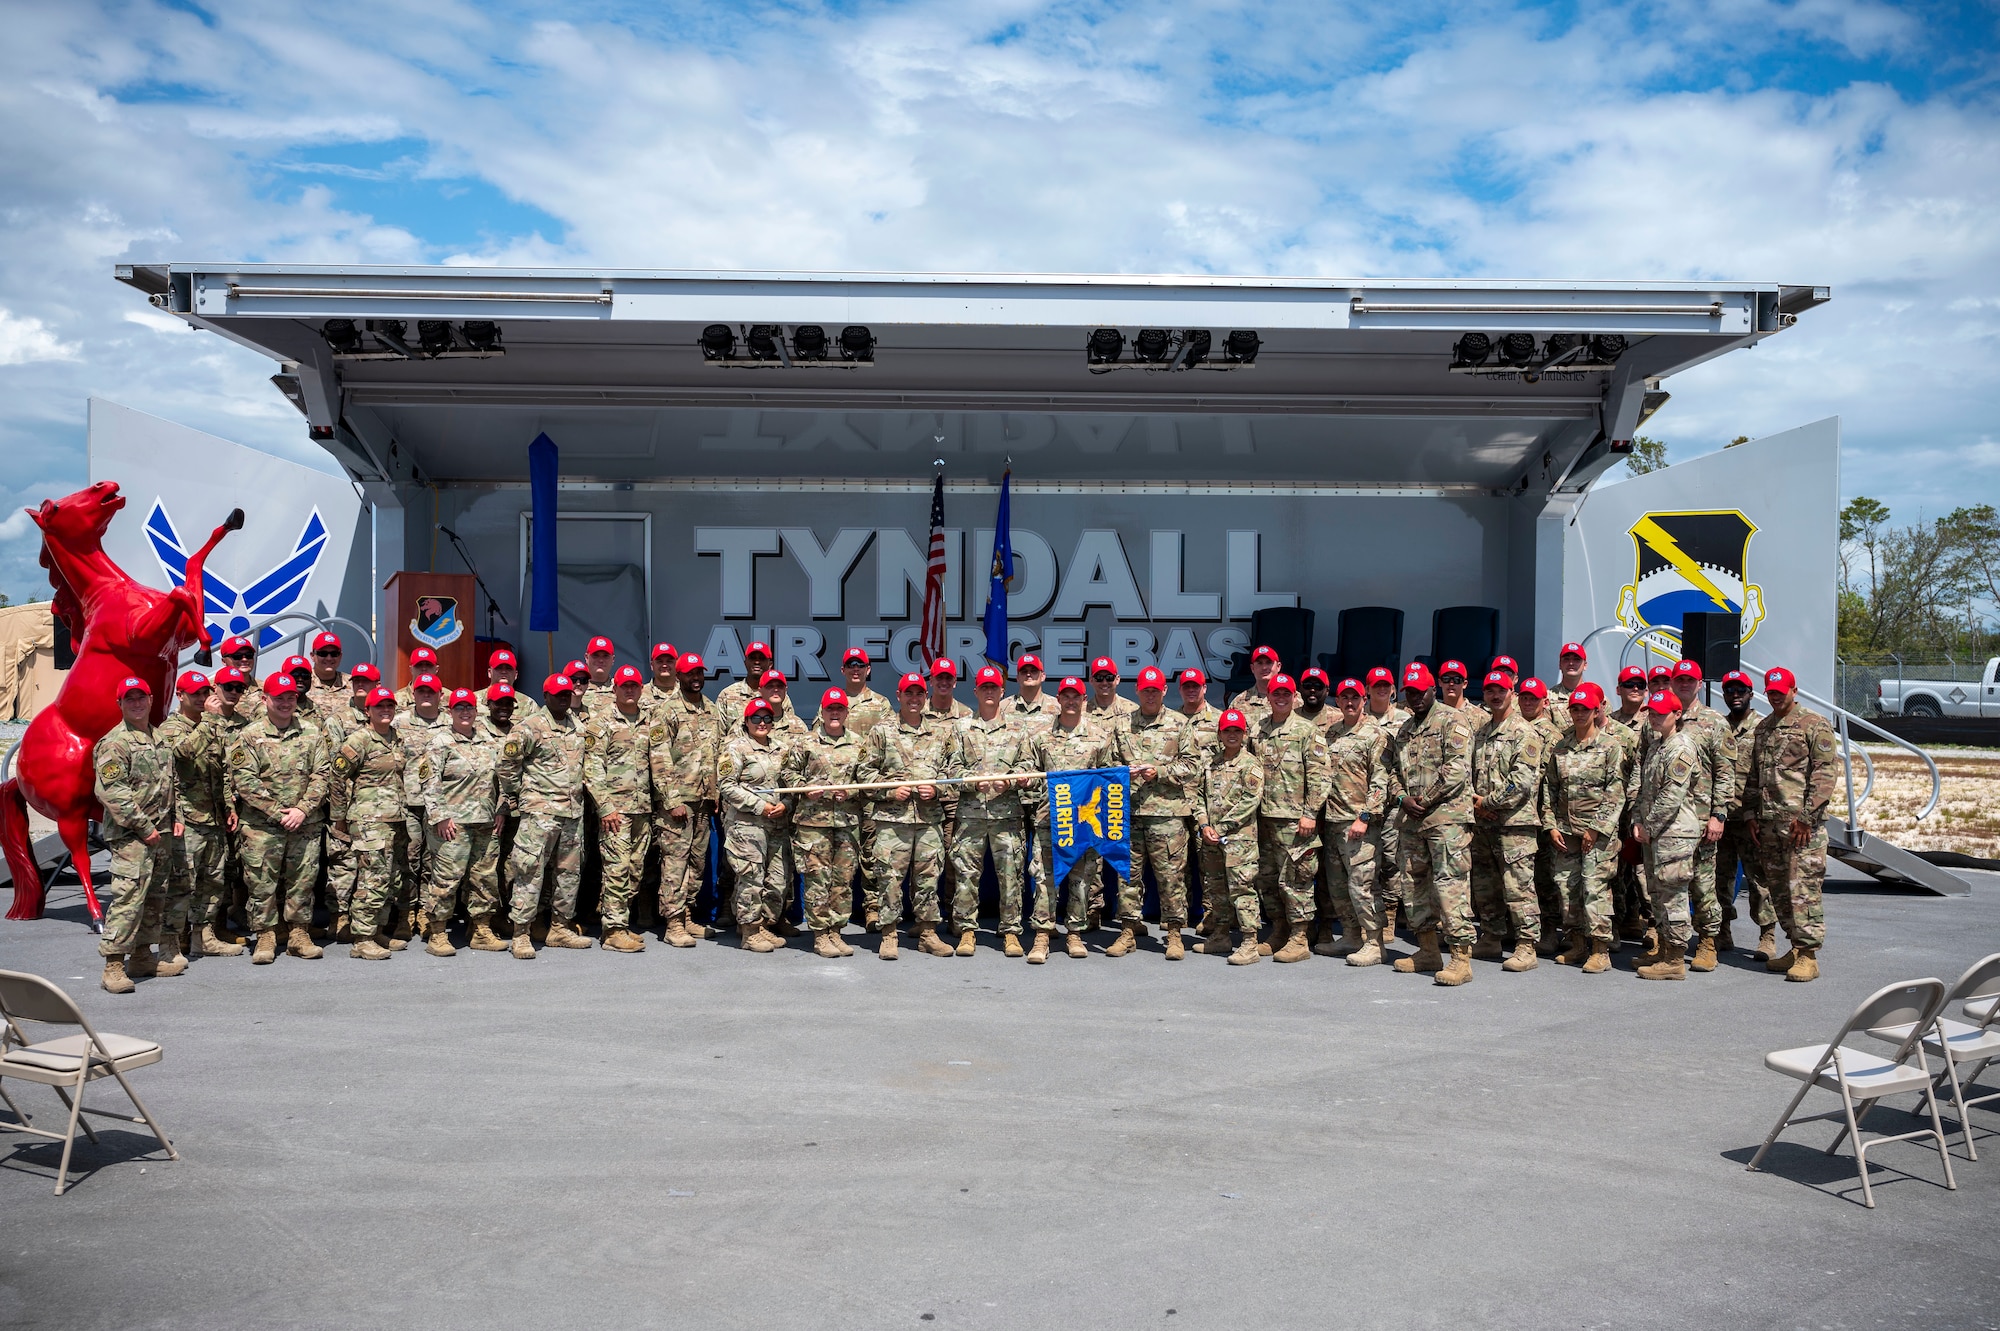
[1451,332,1491,367]
[1179,329,1211,368]
[321,319,363,355]
[1078,327,1249,372]
[792,325,827,360]
[321,318,501,359]
[1133,328,1172,363]
[1223,330,1261,364]
[746,325,782,361]
[697,323,872,367]
[839,325,875,362]
[1543,333,1583,361]
[1087,328,1125,365]
[460,320,500,353]
[418,320,454,356]
[1445,328,1630,376]
[1589,333,1628,361]
[1498,332,1538,366]
[700,324,736,361]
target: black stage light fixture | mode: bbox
[1543,332,1583,361]
[1223,329,1260,364]
[1179,329,1211,367]
[418,319,454,356]
[792,324,828,360]
[700,323,736,360]
[1498,332,1537,366]
[460,320,500,352]
[1451,332,1491,367]
[1087,328,1125,364]
[321,318,362,355]
[1133,328,1172,363]
[746,324,782,360]
[839,325,875,362]
[1588,333,1628,362]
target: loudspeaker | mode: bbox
[1680,612,1739,679]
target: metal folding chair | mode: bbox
[1747,977,1957,1208]
[0,969,178,1195]
[1879,953,2000,1159]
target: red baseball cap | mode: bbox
[744,641,772,659]
[759,670,788,688]
[676,653,706,674]
[311,631,341,653]
[1482,670,1512,690]
[366,686,396,708]
[543,674,576,694]
[651,642,677,662]
[488,648,517,668]
[411,646,439,666]
[1219,709,1248,731]
[1672,659,1702,681]
[350,662,381,682]
[1764,667,1797,695]
[1137,666,1167,690]
[586,637,615,655]
[1489,655,1520,677]
[564,659,588,676]
[1090,657,1118,677]
[220,635,254,657]
[930,658,957,679]
[1648,664,1672,682]
[115,675,151,700]
[1335,677,1364,696]
[1518,677,1548,699]
[976,666,1006,687]
[1016,654,1044,673]
[283,655,310,675]
[744,698,774,720]
[264,673,299,696]
[486,683,515,702]
[1057,676,1086,696]
[1268,673,1296,695]
[820,687,849,709]
[1559,642,1587,662]
[449,688,478,707]
[1402,663,1436,691]
[1617,666,1648,686]
[1646,690,1679,715]
[1569,682,1605,709]
[1251,646,1280,664]
[1721,670,1754,688]
[1439,660,1468,680]
[897,673,926,694]
[214,666,247,686]
[1366,666,1395,686]
[1301,667,1330,685]
[613,665,644,685]
[842,647,871,666]
[413,673,442,693]
[176,669,210,693]
[1179,668,1206,687]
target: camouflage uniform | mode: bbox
[1085,693,1136,728]
[1005,691,1061,730]
[1195,746,1264,938]
[1252,712,1331,928]
[650,693,725,928]
[719,734,792,930]
[1636,727,1704,948]
[1227,685,1273,731]
[945,713,1032,936]
[859,715,953,930]
[714,676,760,721]
[583,705,655,933]
[1367,700,1413,919]
[228,716,330,933]
[574,678,620,723]
[1746,704,1839,950]
[1543,727,1627,943]
[1388,703,1477,947]
[1116,707,1196,928]
[1524,709,1566,938]
[421,725,504,924]
[1718,708,1768,931]
[93,721,178,959]
[1321,713,1391,931]
[1470,709,1549,946]
[844,685,896,921]
[1022,719,1129,934]
[1643,700,1738,940]
[158,710,227,937]
[499,707,588,930]
[640,682,681,724]
[329,724,412,939]
[399,709,448,914]
[1606,710,1647,930]
[781,722,866,931]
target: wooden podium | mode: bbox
[383,572,477,691]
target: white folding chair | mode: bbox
[1899,953,2000,1160]
[1747,977,1957,1208]
[0,969,179,1195]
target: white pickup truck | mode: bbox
[1877,659,2000,717]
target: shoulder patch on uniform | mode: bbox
[99,758,124,782]
[332,754,351,773]
[504,740,521,757]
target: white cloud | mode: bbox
[0,309,80,366]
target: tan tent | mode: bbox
[0,603,62,722]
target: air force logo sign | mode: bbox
[1615,509,1765,658]
[145,499,328,649]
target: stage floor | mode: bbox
[1,868,1994,1330]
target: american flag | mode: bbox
[919,468,947,664]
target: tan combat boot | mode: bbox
[1754,924,1778,960]
[1105,924,1139,957]
[686,917,713,940]
[1227,936,1262,965]
[1164,928,1185,961]
[1765,942,1797,973]
[1785,947,1820,983]
[917,926,955,957]
[1470,931,1505,961]
[602,928,645,953]
[1582,939,1612,973]
[334,912,352,943]
[101,956,134,994]
[1004,933,1025,959]
[546,918,592,949]
[1636,928,1662,967]
[1393,929,1443,974]
[468,916,508,952]
[126,948,159,979]
[214,920,250,947]
[1065,931,1088,959]
[153,937,190,976]
[378,931,408,952]
[1382,902,1399,942]
[1689,937,1718,972]
[879,928,899,960]
[425,928,457,957]
[414,908,432,939]
[813,928,843,958]
[663,914,696,948]
[1193,919,1230,954]
[956,929,978,957]
[1501,942,1538,972]
[1346,930,1385,967]
[1637,942,1687,980]
[252,929,279,965]
[864,908,881,933]
[1274,926,1312,963]
[1025,931,1049,964]
[286,925,324,960]
[349,937,392,960]
[832,928,853,956]
[770,917,800,939]
[1557,932,1591,965]
[511,930,536,960]
[201,924,246,957]
[1434,944,1475,986]
[1259,917,1289,957]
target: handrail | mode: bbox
[179,610,375,670]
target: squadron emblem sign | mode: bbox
[1615,509,1765,659]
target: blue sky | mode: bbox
[1,0,1997,598]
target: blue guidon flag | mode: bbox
[1046,766,1131,884]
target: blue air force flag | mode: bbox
[1046,767,1131,883]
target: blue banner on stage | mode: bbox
[1046,767,1130,884]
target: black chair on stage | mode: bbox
[1223,606,1315,699]
[1316,605,1404,681]
[1416,605,1500,674]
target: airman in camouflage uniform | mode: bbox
[714,641,774,721]
[947,674,1034,954]
[1387,665,1478,985]
[649,656,724,947]
[1644,663,1738,970]
[1109,672,1195,958]
[1633,691,1705,979]
[1176,670,1228,948]
[1228,646,1281,729]
[1021,682,1131,960]
[583,669,655,952]
[228,678,330,964]
[573,637,622,721]
[859,682,957,958]
[1195,711,1264,966]
[840,648,896,930]
[1252,677,1330,963]
[1320,681,1391,966]
[1716,672,1771,955]
[500,678,592,954]
[329,690,412,959]
[1745,668,1839,982]
[398,687,448,935]
[1365,670,1413,938]
[782,694,867,957]
[1469,674,1549,970]
[93,681,180,993]
[421,697,507,955]
[1543,684,1626,973]
[159,673,233,958]
[1515,682,1567,954]
[719,702,794,952]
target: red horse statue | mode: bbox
[2,481,240,922]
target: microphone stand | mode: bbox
[438,525,509,644]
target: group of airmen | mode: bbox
[86,629,1840,993]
